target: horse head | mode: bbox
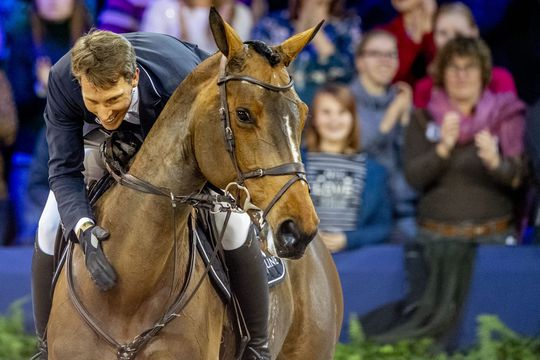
[193,8,321,259]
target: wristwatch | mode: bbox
[77,221,95,239]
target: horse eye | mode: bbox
[236,108,252,123]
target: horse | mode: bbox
[46,9,343,360]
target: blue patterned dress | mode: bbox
[252,10,362,105]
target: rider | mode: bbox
[32,29,270,360]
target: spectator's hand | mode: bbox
[77,223,117,291]
[407,0,436,43]
[436,112,460,158]
[475,130,501,170]
[380,82,412,133]
[319,231,346,253]
[394,82,412,126]
[295,2,328,31]
[34,56,52,97]
[295,4,333,60]
[250,0,268,23]
[420,0,437,34]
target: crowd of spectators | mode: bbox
[0,0,539,344]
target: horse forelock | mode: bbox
[244,40,281,67]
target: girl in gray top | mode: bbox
[350,29,417,242]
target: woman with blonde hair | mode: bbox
[303,83,392,253]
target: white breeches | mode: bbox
[37,193,253,255]
[37,191,60,255]
[37,138,108,255]
[213,211,252,251]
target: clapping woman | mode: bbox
[373,36,526,343]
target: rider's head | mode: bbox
[71,29,139,130]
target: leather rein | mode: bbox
[65,59,308,360]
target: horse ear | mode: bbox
[276,21,324,66]
[209,7,244,58]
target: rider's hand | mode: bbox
[77,222,117,291]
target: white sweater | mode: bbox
[141,0,254,53]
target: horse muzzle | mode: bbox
[274,220,317,259]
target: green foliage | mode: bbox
[1,302,539,360]
[0,298,37,360]
[334,314,540,360]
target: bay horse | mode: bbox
[46,9,343,360]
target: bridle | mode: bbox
[217,58,308,224]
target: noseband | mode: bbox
[217,64,308,222]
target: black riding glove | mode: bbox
[77,223,117,291]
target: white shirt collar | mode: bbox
[124,87,140,125]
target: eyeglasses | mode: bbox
[360,50,398,60]
[446,63,480,75]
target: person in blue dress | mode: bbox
[251,0,361,105]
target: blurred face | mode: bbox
[35,0,75,22]
[298,0,332,18]
[444,56,482,104]
[391,0,423,13]
[434,12,479,49]
[299,0,332,9]
[356,35,398,88]
[81,70,139,131]
[313,93,353,145]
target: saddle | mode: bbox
[195,206,286,303]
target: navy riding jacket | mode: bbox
[45,32,209,237]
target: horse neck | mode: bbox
[100,55,222,300]
[127,52,222,210]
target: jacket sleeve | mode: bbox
[344,160,393,250]
[45,64,93,237]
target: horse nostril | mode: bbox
[278,220,300,248]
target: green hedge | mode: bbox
[335,315,540,360]
[1,301,539,360]
[0,298,36,360]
